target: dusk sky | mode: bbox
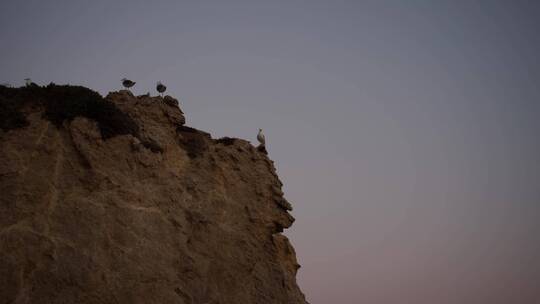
[1,1,539,303]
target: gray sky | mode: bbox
[2,1,539,303]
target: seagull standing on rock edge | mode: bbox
[121,78,136,91]
[156,81,167,96]
[257,128,267,154]
[257,128,266,145]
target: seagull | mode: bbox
[257,128,266,146]
[156,81,167,96]
[121,78,136,90]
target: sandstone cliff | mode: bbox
[0,84,307,304]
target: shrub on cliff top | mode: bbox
[43,84,140,139]
[0,84,36,131]
[0,84,139,139]
[176,126,210,158]
[215,137,237,146]
[0,94,29,131]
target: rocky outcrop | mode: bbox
[0,86,307,304]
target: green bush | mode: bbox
[0,84,140,140]
[0,94,29,131]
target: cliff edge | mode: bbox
[0,84,307,304]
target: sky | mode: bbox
[1,1,539,303]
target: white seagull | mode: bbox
[121,78,136,90]
[257,128,266,146]
[156,81,167,96]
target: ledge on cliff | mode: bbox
[0,84,307,304]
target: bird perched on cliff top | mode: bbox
[257,129,266,146]
[257,129,267,154]
[121,78,136,90]
[156,81,167,96]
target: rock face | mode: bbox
[0,86,307,304]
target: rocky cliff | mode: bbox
[0,84,307,304]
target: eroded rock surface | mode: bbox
[0,88,307,304]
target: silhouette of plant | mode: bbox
[0,84,140,140]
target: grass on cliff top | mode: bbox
[0,83,139,140]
